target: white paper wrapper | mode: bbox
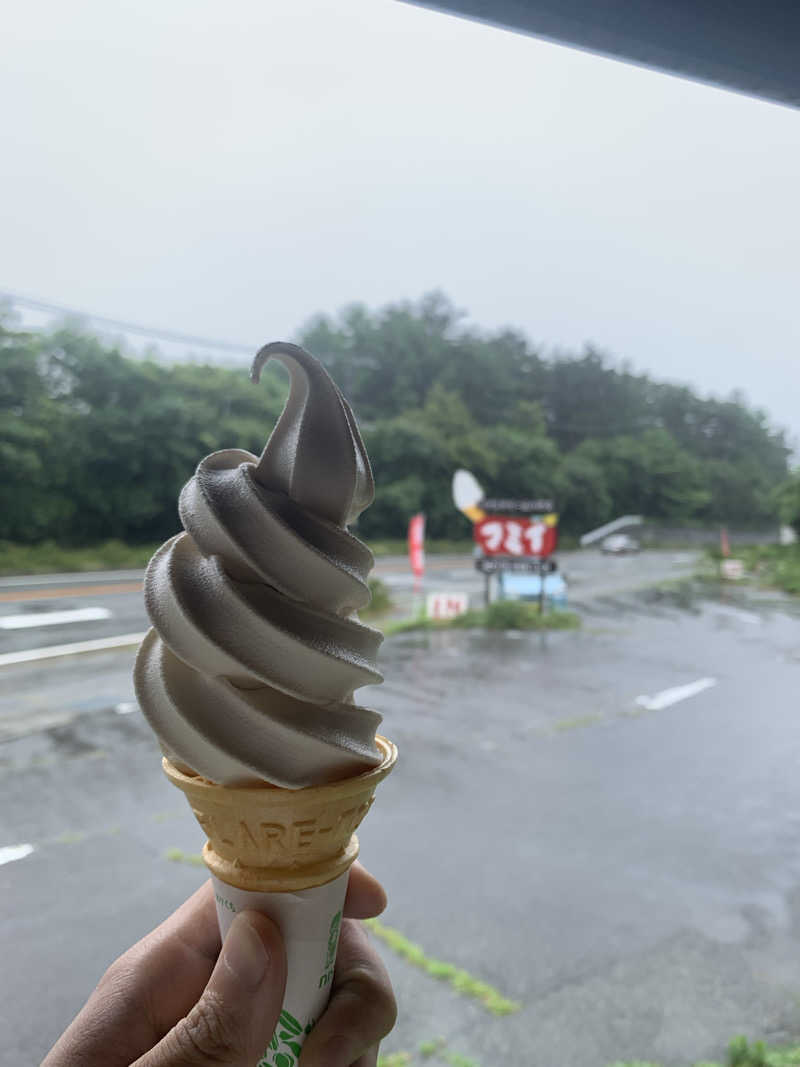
[211,870,349,1067]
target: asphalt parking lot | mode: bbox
[3,565,800,1066]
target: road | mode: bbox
[0,550,698,740]
[0,547,698,653]
[3,554,800,1066]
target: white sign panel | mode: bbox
[721,558,745,580]
[426,592,469,620]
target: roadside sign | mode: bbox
[474,515,558,558]
[721,558,745,580]
[452,470,486,522]
[475,557,556,575]
[480,498,554,514]
[426,592,469,620]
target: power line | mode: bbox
[0,288,258,356]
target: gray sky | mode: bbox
[2,0,799,447]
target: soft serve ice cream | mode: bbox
[134,342,384,789]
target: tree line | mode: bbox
[1,293,796,547]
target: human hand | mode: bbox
[43,861,396,1067]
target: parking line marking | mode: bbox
[0,632,146,668]
[0,843,36,866]
[635,677,717,712]
[0,607,112,630]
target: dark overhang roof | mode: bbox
[402,1,800,109]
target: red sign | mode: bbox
[408,513,425,577]
[474,516,558,558]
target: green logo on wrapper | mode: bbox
[258,1010,315,1067]
[257,907,343,1065]
[318,908,343,989]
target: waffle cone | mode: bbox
[163,735,397,892]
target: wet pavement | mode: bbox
[2,578,800,1066]
[0,549,699,656]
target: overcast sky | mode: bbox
[2,0,798,447]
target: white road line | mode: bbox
[0,607,112,630]
[635,677,717,712]
[0,632,146,668]
[115,702,138,715]
[0,843,36,866]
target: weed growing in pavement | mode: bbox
[552,713,604,733]
[365,918,519,1016]
[607,1033,800,1066]
[164,848,204,867]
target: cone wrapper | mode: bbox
[212,871,349,1066]
[162,736,397,1066]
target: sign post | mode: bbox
[452,472,561,613]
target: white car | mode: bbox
[601,533,640,555]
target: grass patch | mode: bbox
[378,1035,800,1067]
[419,1039,447,1058]
[362,577,393,617]
[165,847,205,867]
[736,544,800,596]
[608,1035,800,1066]
[378,1038,479,1067]
[382,601,580,635]
[480,600,580,631]
[0,537,472,576]
[553,713,604,733]
[365,918,520,1016]
[53,831,87,845]
[0,539,157,576]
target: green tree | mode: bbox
[558,454,612,533]
[1,295,791,547]
[773,470,800,534]
[572,430,710,522]
[0,321,69,540]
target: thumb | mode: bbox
[134,911,287,1067]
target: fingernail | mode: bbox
[319,1034,356,1067]
[222,914,269,991]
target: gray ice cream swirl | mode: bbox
[134,342,384,788]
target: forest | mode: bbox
[2,292,797,546]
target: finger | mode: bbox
[149,879,221,964]
[42,883,222,1067]
[133,881,223,1031]
[133,910,287,1067]
[299,920,396,1067]
[352,1049,379,1067]
[343,862,387,919]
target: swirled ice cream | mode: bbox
[134,342,384,788]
